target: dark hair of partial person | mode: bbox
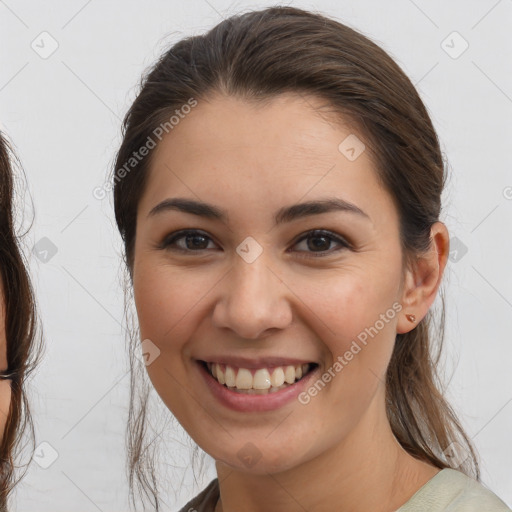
[111,6,479,510]
[0,131,43,511]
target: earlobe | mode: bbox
[396,222,449,334]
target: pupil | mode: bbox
[309,235,329,251]
[187,234,207,249]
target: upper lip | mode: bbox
[197,356,317,369]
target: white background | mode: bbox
[1,0,511,510]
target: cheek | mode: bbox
[133,262,217,349]
[289,266,400,349]
[288,268,400,410]
[132,260,232,435]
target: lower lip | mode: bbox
[196,360,319,412]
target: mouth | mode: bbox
[198,360,319,395]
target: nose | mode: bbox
[211,253,293,340]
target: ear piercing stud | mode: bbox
[406,314,416,323]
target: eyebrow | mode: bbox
[148,197,370,225]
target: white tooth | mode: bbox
[236,368,253,389]
[212,363,308,389]
[284,365,296,384]
[215,363,225,385]
[225,365,236,387]
[271,367,285,387]
[253,368,271,389]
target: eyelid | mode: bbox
[159,228,352,256]
[158,229,218,251]
[290,229,352,256]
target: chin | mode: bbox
[212,439,309,476]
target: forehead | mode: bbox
[139,93,396,227]
[151,93,364,168]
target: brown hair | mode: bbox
[113,6,479,509]
[0,132,43,510]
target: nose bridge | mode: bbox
[212,248,291,339]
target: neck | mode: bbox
[214,388,439,512]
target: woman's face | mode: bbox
[132,93,412,474]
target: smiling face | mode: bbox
[132,93,412,474]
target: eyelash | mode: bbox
[159,229,351,258]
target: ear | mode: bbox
[396,222,450,334]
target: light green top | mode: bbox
[396,468,511,511]
[179,468,511,511]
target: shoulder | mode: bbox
[398,468,511,512]
[177,478,219,512]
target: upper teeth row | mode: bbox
[207,363,311,390]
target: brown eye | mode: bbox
[159,228,350,257]
[160,230,217,252]
[292,230,350,257]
